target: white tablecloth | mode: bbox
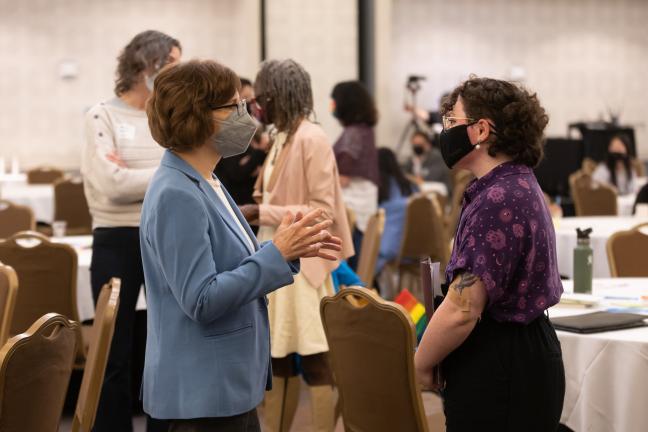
[554,216,648,278]
[0,173,27,185]
[420,181,448,197]
[54,236,146,321]
[617,194,636,216]
[552,278,648,432]
[0,183,54,224]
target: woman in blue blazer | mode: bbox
[140,59,342,431]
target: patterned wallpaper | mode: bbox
[0,0,261,169]
[388,0,648,159]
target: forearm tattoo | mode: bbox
[447,272,478,312]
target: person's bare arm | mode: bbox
[414,271,488,389]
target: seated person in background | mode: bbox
[634,182,648,215]
[214,77,268,207]
[375,148,419,282]
[403,130,452,195]
[592,134,637,195]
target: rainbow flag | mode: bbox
[394,289,427,341]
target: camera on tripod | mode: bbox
[406,75,426,93]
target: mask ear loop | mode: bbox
[473,120,498,150]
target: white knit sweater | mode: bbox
[81,98,164,228]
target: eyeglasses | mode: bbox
[442,116,476,131]
[210,99,248,116]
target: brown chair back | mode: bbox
[606,223,648,277]
[569,170,618,216]
[0,263,18,346]
[54,177,92,235]
[356,209,385,288]
[321,288,429,432]
[398,194,449,268]
[446,170,473,240]
[345,207,357,235]
[72,279,120,432]
[0,313,78,432]
[0,231,79,336]
[631,158,646,177]
[26,166,64,184]
[0,200,35,239]
[581,157,598,175]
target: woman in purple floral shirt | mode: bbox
[415,77,565,431]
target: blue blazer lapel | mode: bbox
[160,150,257,254]
[220,185,260,251]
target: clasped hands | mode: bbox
[272,209,342,262]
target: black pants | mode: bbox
[90,227,168,432]
[442,314,565,432]
[168,410,260,432]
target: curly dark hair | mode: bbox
[331,81,378,127]
[441,76,548,167]
[114,30,181,96]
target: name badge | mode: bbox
[116,123,136,140]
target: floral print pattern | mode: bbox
[445,162,563,324]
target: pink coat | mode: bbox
[253,120,355,287]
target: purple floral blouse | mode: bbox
[445,162,563,324]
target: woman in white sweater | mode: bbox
[81,30,181,432]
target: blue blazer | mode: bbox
[139,150,297,419]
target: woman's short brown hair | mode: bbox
[441,76,549,167]
[147,60,240,152]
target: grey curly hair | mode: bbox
[254,59,314,133]
[114,30,181,96]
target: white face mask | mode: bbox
[211,107,258,158]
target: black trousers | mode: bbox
[90,227,168,432]
[442,314,565,432]
[168,410,260,432]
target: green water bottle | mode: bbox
[573,228,593,294]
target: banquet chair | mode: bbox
[606,222,648,277]
[0,313,78,432]
[631,158,646,177]
[355,209,385,288]
[72,278,120,432]
[320,287,444,432]
[390,194,449,297]
[581,157,598,175]
[0,262,18,346]
[0,231,88,368]
[346,206,357,236]
[0,200,35,239]
[26,166,64,184]
[569,170,618,216]
[445,169,473,240]
[53,177,92,235]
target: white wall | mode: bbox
[265,0,358,143]
[0,0,260,169]
[388,0,648,159]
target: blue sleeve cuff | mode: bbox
[259,241,300,276]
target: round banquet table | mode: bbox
[0,182,54,224]
[553,216,648,278]
[552,278,648,432]
[53,236,146,321]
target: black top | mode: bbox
[213,147,267,205]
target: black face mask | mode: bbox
[439,123,476,169]
[607,152,628,163]
[412,145,425,156]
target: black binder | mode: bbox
[551,311,647,334]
